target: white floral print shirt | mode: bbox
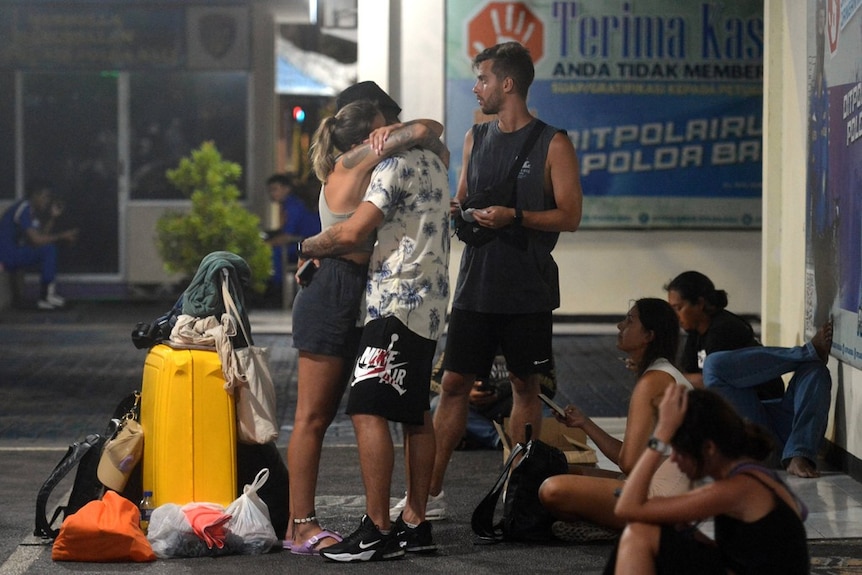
[361,147,450,341]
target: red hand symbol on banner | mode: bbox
[827,0,840,55]
[467,2,544,61]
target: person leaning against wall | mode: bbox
[666,270,833,479]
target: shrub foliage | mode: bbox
[156,142,271,292]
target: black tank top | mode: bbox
[715,463,809,575]
[453,119,563,313]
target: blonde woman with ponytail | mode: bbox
[287,97,446,556]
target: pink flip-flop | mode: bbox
[291,530,343,556]
[283,539,293,551]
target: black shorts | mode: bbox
[655,525,724,575]
[603,525,724,575]
[346,316,436,425]
[443,308,554,380]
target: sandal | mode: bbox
[291,529,343,556]
[282,539,293,551]
[551,520,620,543]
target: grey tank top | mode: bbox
[317,184,376,253]
[453,119,562,313]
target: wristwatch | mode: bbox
[647,436,671,455]
[513,207,523,226]
[296,241,305,259]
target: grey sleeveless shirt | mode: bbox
[317,184,376,253]
[453,119,562,313]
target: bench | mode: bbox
[0,265,24,311]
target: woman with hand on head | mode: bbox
[538,298,693,543]
[606,384,809,575]
[287,99,446,555]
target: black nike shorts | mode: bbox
[346,316,436,425]
[442,308,554,380]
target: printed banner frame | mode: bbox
[445,0,765,229]
[806,0,862,368]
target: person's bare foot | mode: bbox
[811,320,833,364]
[786,456,821,478]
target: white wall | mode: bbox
[448,231,762,317]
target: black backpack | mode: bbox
[33,393,142,539]
[472,424,568,543]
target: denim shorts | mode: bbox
[291,257,367,359]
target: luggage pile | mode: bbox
[34,251,289,562]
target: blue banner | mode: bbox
[446,1,764,229]
[806,0,862,368]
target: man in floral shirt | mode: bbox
[299,87,450,562]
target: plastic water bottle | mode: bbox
[139,491,154,534]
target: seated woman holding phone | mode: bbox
[538,298,693,543]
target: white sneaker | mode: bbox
[45,283,66,307]
[389,490,447,521]
[45,293,65,307]
[37,298,61,310]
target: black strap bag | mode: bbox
[34,433,107,539]
[34,392,142,539]
[471,423,568,543]
[455,121,546,248]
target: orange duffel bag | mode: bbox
[52,491,156,562]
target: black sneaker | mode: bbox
[320,515,404,562]
[394,513,437,553]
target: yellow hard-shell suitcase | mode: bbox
[140,343,237,508]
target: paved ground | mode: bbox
[1,300,860,573]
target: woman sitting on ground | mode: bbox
[538,298,692,543]
[606,384,809,575]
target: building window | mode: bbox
[130,71,248,200]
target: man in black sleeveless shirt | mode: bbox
[415,42,584,517]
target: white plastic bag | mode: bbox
[225,468,278,554]
[148,503,240,558]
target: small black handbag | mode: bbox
[455,121,546,248]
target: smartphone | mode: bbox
[538,393,566,418]
[475,380,493,392]
[296,259,317,286]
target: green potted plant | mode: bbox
[155,142,271,293]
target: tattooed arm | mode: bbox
[300,201,384,260]
[325,119,445,213]
[341,119,442,166]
